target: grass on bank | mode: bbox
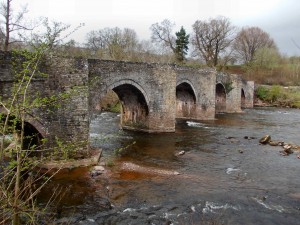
[222,64,300,108]
[256,85,300,108]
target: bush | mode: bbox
[109,102,121,113]
[256,85,300,108]
[269,85,283,102]
[256,86,269,101]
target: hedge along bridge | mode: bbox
[0,51,254,150]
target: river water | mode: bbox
[42,107,300,225]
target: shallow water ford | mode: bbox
[40,107,300,225]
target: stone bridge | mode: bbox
[0,51,254,150]
[216,72,254,113]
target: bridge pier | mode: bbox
[216,72,255,113]
[242,80,255,108]
[176,67,216,120]
[225,74,243,113]
[88,60,177,133]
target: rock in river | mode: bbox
[283,144,293,154]
[269,141,281,146]
[259,135,271,144]
[175,151,185,156]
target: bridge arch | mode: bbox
[241,88,246,109]
[107,79,149,129]
[215,83,226,113]
[176,80,197,118]
[107,79,150,107]
[0,111,45,150]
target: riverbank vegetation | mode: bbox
[0,1,88,224]
[0,45,59,225]
[255,85,300,108]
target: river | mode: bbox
[40,107,300,225]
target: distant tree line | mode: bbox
[1,0,300,85]
[0,0,278,65]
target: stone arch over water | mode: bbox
[0,112,44,150]
[176,80,197,118]
[107,80,149,130]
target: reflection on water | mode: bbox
[41,107,300,224]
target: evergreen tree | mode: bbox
[175,26,189,62]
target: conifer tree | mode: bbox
[175,26,189,62]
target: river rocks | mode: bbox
[259,135,300,157]
[175,151,185,156]
[226,136,239,143]
[279,144,296,156]
[94,165,105,171]
[281,145,294,155]
[269,141,279,146]
[37,149,102,173]
[259,135,271,144]
[90,165,105,177]
[120,162,181,176]
[244,136,256,140]
[292,145,300,151]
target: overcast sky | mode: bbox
[12,0,300,56]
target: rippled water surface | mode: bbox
[43,108,300,224]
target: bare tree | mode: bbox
[191,16,235,67]
[85,27,139,60]
[150,19,176,53]
[30,18,71,49]
[133,39,174,63]
[232,26,277,64]
[0,0,33,51]
[122,28,138,51]
[85,29,110,58]
[0,27,4,46]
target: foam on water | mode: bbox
[186,121,209,128]
[252,197,285,213]
[202,201,240,214]
[226,168,241,174]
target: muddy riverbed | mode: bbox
[39,107,300,225]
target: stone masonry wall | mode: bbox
[0,51,90,150]
[242,80,255,108]
[226,74,243,113]
[216,72,254,112]
[45,57,89,149]
[88,59,176,132]
[0,51,49,137]
[176,67,216,120]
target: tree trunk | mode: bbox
[4,0,11,51]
